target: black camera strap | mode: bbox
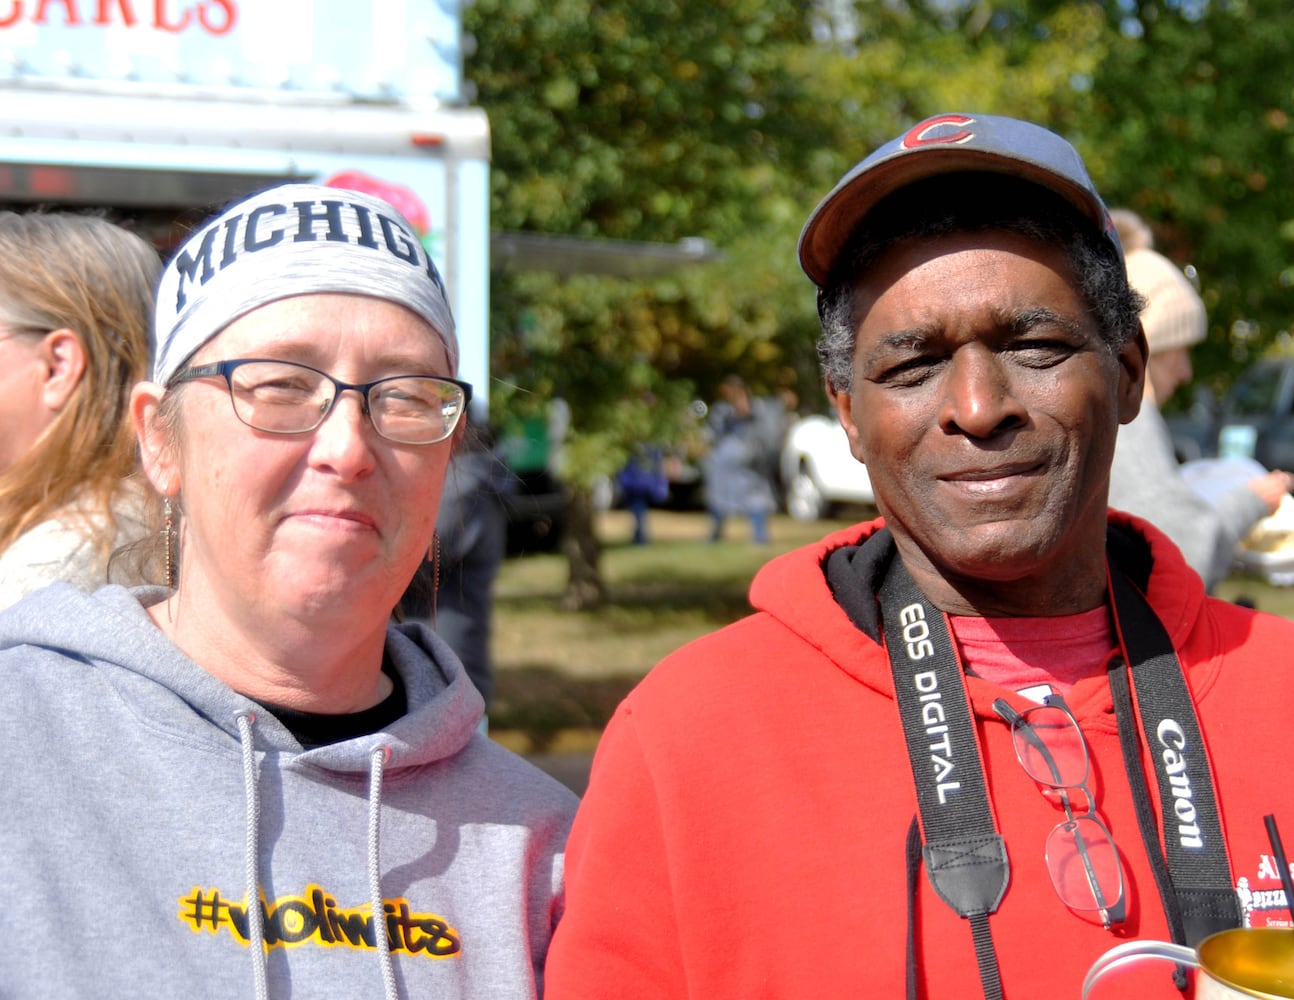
[878,552,1009,1000]
[1105,566,1241,947]
[874,541,1238,1000]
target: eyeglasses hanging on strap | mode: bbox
[993,694,1128,930]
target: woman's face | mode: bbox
[1147,346,1193,405]
[147,293,455,626]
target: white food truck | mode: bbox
[0,0,491,397]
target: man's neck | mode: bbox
[895,535,1110,618]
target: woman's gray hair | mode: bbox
[816,174,1144,392]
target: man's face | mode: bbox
[829,229,1146,615]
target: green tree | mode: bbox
[1088,0,1294,395]
[471,0,831,244]
[468,0,831,606]
[467,0,1125,606]
[813,0,1294,397]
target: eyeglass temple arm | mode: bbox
[1068,816,1126,928]
[991,697,1065,785]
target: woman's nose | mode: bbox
[309,390,378,477]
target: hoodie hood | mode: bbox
[0,581,484,771]
[746,511,1210,702]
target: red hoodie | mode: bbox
[545,513,1294,999]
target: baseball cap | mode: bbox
[798,112,1121,287]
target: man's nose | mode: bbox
[938,347,1027,439]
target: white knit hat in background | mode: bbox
[1124,247,1207,355]
[1112,208,1207,356]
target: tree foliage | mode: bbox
[467,0,1116,434]
[470,0,830,245]
[1090,0,1294,390]
[467,0,836,604]
[465,0,1294,603]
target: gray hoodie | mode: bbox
[0,582,577,999]
[1109,403,1269,591]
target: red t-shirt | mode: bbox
[951,606,1114,702]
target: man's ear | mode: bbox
[37,329,87,412]
[1117,325,1150,425]
[826,377,867,464]
[131,381,179,496]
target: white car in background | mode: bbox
[779,413,875,521]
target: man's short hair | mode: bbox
[815,173,1144,393]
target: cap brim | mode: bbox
[798,146,1111,287]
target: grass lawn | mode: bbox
[1214,572,1294,617]
[489,507,861,749]
[489,506,1294,752]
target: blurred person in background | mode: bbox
[616,445,670,545]
[0,184,576,998]
[401,419,513,710]
[0,211,160,608]
[1107,208,1291,591]
[701,374,779,543]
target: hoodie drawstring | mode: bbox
[368,744,398,1000]
[235,710,269,1000]
[233,715,398,1000]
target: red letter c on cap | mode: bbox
[901,114,975,150]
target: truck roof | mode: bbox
[0,0,464,105]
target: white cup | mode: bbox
[1083,928,1294,999]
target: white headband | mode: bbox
[152,183,457,386]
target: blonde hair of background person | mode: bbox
[0,211,161,606]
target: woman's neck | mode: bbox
[147,587,393,714]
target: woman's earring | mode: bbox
[163,497,176,589]
[431,532,441,623]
